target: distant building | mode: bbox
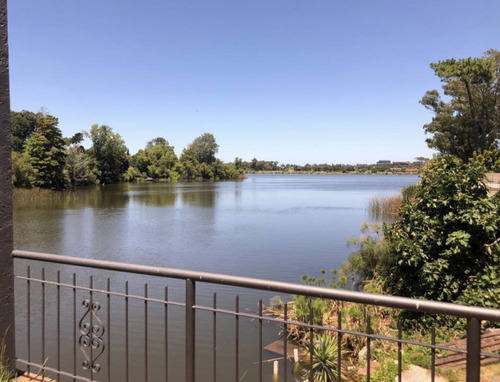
[376,160,391,165]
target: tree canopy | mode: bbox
[11,110,38,152]
[185,132,219,164]
[421,50,500,161]
[132,138,178,180]
[86,124,130,184]
[19,113,66,189]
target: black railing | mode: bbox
[12,249,500,382]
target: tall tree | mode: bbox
[421,50,500,161]
[86,124,129,184]
[24,113,66,188]
[186,132,219,164]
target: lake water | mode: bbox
[14,174,419,283]
[13,174,419,381]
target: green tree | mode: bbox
[383,156,500,308]
[24,114,66,188]
[11,151,36,187]
[179,147,201,180]
[186,132,219,164]
[86,124,129,184]
[132,137,178,180]
[10,110,37,152]
[421,50,500,160]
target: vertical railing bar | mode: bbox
[27,266,31,375]
[90,276,94,382]
[42,268,46,380]
[73,273,77,382]
[144,283,148,382]
[431,325,436,382]
[337,310,342,382]
[284,302,288,382]
[367,315,371,382]
[398,319,402,382]
[185,279,196,382]
[309,308,314,382]
[213,293,217,382]
[57,270,61,381]
[107,278,111,382]
[235,295,239,382]
[259,299,263,382]
[125,281,129,382]
[466,317,481,382]
[164,286,168,382]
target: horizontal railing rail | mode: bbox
[12,249,500,382]
[13,250,500,321]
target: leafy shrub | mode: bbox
[383,156,500,308]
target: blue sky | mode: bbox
[7,0,500,165]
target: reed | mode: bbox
[368,194,402,220]
[369,183,418,221]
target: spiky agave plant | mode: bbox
[294,332,346,382]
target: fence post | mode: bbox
[186,279,196,382]
[0,0,15,375]
[466,317,481,382]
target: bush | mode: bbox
[383,156,500,308]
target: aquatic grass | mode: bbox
[13,187,63,200]
[368,194,403,220]
[13,187,85,210]
[368,183,418,221]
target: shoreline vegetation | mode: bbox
[258,50,500,382]
[9,108,426,190]
[271,156,500,381]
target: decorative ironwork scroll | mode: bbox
[79,299,105,373]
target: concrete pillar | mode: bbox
[0,0,15,373]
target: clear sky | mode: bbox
[7,0,500,165]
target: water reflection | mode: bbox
[179,184,217,208]
[14,175,419,282]
[124,183,178,207]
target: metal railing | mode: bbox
[12,249,500,382]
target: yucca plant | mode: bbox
[294,332,346,382]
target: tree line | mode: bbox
[239,158,428,173]
[10,111,428,190]
[10,114,244,188]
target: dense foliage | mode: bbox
[86,124,130,184]
[383,156,500,308]
[10,111,244,187]
[343,156,500,310]
[11,112,66,188]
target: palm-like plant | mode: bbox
[294,332,346,382]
